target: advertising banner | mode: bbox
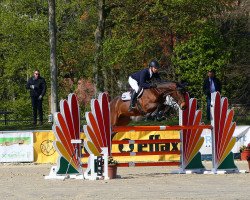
[80,130,180,163]
[200,126,250,155]
[111,130,180,163]
[0,131,33,162]
[33,131,58,163]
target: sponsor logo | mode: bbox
[40,140,56,156]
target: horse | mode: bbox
[110,81,187,126]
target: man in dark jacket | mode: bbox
[128,60,161,111]
[203,70,221,120]
[26,70,46,125]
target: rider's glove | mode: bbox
[30,85,35,89]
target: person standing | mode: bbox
[203,70,221,121]
[128,59,161,111]
[26,70,46,125]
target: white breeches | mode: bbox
[128,76,139,93]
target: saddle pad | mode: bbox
[121,92,131,101]
[121,89,144,101]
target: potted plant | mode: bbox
[108,156,118,179]
[240,143,250,160]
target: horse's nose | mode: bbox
[180,102,187,110]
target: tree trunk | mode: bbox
[94,0,106,95]
[48,0,58,114]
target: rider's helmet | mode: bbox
[149,60,160,69]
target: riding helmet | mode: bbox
[149,60,160,69]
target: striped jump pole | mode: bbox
[113,125,212,132]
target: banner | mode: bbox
[33,131,58,163]
[0,131,33,162]
[112,130,180,162]
[81,130,180,163]
[201,125,250,155]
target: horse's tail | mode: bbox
[110,96,122,126]
[110,96,121,110]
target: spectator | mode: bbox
[203,69,221,120]
[26,70,46,125]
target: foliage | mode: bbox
[0,0,96,120]
[0,0,249,124]
[108,156,118,165]
[0,0,50,120]
[172,23,230,98]
[240,143,250,153]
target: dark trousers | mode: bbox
[31,96,43,124]
[206,97,211,121]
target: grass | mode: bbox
[0,122,53,131]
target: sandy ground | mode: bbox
[0,161,249,200]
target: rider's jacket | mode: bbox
[130,68,161,89]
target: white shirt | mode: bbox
[209,78,216,93]
[149,68,153,78]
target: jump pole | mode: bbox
[113,125,212,132]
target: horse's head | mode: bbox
[155,81,187,110]
[175,83,187,110]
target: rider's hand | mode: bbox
[150,83,157,88]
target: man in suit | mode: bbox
[128,60,161,111]
[26,70,47,125]
[203,70,221,120]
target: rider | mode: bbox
[128,59,161,111]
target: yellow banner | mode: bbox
[33,130,180,164]
[81,130,180,163]
[112,130,180,162]
[33,131,58,163]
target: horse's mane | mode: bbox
[156,80,178,85]
[155,80,187,89]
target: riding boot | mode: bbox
[128,90,138,111]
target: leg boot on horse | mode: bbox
[128,90,138,112]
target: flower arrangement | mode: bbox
[240,143,250,153]
[108,156,118,165]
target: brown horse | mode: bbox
[110,81,187,126]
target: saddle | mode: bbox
[121,89,144,101]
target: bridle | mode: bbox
[153,83,186,106]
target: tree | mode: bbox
[48,0,58,114]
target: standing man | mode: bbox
[203,69,221,121]
[26,70,46,125]
[128,59,161,111]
